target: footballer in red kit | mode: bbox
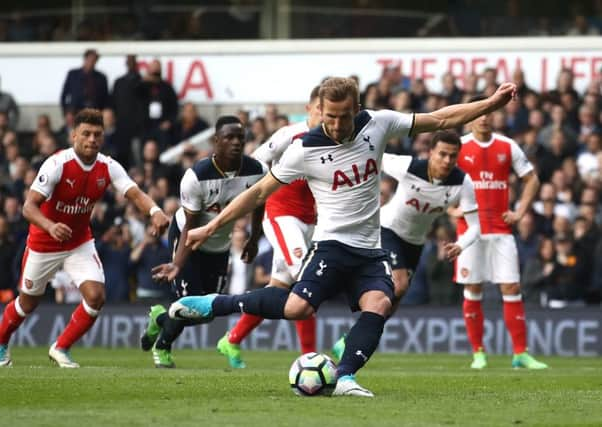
[453,99,548,370]
[0,108,169,368]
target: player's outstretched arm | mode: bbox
[241,204,265,264]
[186,173,281,250]
[152,210,200,283]
[412,82,517,134]
[125,186,169,236]
[23,190,72,242]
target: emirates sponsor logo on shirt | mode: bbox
[473,171,507,190]
[55,196,95,215]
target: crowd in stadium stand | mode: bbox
[1,1,602,41]
[0,49,601,309]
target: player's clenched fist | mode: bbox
[48,222,72,242]
[149,210,169,236]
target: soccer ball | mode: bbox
[288,352,337,396]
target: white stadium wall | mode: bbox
[1,37,601,105]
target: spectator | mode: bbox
[577,132,601,180]
[170,102,209,146]
[441,72,464,105]
[130,224,171,300]
[539,104,578,153]
[576,104,600,145]
[567,14,600,36]
[512,68,533,99]
[0,76,19,130]
[252,246,272,289]
[136,59,179,149]
[0,214,16,303]
[425,224,462,305]
[59,49,109,115]
[96,217,132,303]
[515,211,541,272]
[111,54,144,168]
[522,237,555,304]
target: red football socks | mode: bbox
[503,297,527,354]
[56,303,98,350]
[295,316,316,354]
[463,297,484,353]
[228,313,263,344]
[0,299,26,345]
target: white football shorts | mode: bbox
[262,215,314,286]
[455,234,520,284]
[20,240,105,296]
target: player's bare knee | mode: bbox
[18,293,41,314]
[500,282,521,296]
[80,282,105,310]
[360,291,392,317]
[284,295,314,319]
[464,283,483,295]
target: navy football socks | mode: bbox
[336,311,385,377]
[212,287,289,319]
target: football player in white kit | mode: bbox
[217,86,322,368]
[332,130,481,360]
[168,77,516,396]
[0,109,169,368]
[145,116,267,368]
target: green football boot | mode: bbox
[332,334,347,362]
[140,305,166,352]
[512,352,548,369]
[217,333,246,369]
[470,350,488,369]
[152,346,175,368]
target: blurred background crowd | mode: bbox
[1,0,602,41]
[0,0,601,309]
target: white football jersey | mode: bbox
[271,110,414,249]
[380,153,478,245]
[253,120,309,166]
[176,155,268,253]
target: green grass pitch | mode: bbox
[2,347,601,427]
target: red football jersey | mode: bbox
[456,132,533,235]
[28,149,136,252]
[253,121,316,224]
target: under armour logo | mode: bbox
[390,252,398,265]
[238,301,245,313]
[66,178,76,188]
[320,154,333,164]
[355,350,368,362]
[316,260,327,276]
[209,188,219,196]
[181,280,189,297]
[363,135,374,151]
[411,184,421,192]
[464,155,475,164]
[302,287,313,298]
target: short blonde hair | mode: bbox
[319,77,359,105]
